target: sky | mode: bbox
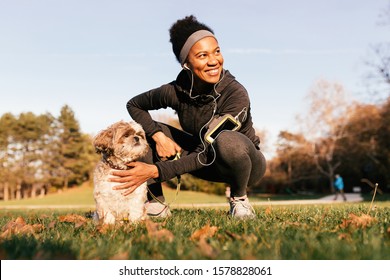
[0,0,389,159]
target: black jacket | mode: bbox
[127,69,260,181]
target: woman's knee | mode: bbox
[213,131,253,159]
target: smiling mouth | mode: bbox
[206,68,220,76]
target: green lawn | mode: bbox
[1,183,389,260]
[0,201,389,260]
[0,183,229,208]
[0,183,351,208]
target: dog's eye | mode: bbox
[136,132,145,139]
[123,133,130,138]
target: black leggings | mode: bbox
[145,124,266,199]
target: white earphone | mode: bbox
[183,63,190,70]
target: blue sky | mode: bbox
[0,0,388,158]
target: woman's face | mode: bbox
[186,36,224,85]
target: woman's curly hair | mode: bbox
[169,15,214,63]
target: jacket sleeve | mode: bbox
[126,83,176,138]
[154,150,208,182]
[127,83,208,181]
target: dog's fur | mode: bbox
[93,121,149,224]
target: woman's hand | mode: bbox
[109,162,159,196]
[152,131,182,160]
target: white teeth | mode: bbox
[208,69,219,75]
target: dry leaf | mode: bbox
[14,216,26,225]
[1,217,44,239]
[191,224,219,258]
[2,217,26,232]
[47,221,56,229]
[149,228,175,243]
[58,214,87,223]
[197,238,217,258]
[225,230,242,241]
[145,220,174,243]
[265,206,272,215]
[242,233,258,245]
[110,252,129,260]
[340,213,377,229]
[338,233,352,241]
[98,224,113,234]
[284,221,302,227]
[145,219,160,232]
[58,214,87,227]
[190,224,218,241]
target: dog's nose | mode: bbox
[133,136,140,143]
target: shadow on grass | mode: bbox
[0,236,77,260]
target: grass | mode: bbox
[0,202,389,260]
[0,183,229,208]
[0,182,357,208]
[0,184,389,260]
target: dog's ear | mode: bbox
[93,127,114,155]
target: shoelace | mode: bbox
[230,199,256,216]
[146,203,170,217]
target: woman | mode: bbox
[110,15,266,219]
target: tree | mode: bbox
[0,113,17,200]
[0,105,99,201]
[297,80,352,192]
[0,112,54,199]
[56,105,94,188]
[376,98,390,186]
[274,131,319,193]
[365,2,390,97]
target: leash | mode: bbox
[147,152,182,208]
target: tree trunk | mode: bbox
[16,184,22,200]
[4,182,9,201]
[31,184,37,198]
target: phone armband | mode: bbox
[204,114,241,144]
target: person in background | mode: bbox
[333,174,347,201]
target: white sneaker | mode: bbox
[145,196,172,218]
[229,196,255,219]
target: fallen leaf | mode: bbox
[110,252,129,260]
[47,221,56,229]
[145,220,174,243]
[191,224,218,241]
[197,238,217,258]
[14,216,26,225]
[265,206,272,215]
[338,233,352,241]
[2,217,26,232]
[225,230,241,241]
[58,214,87,227]
[144,219,160,233]
[284,221,302,227]
[97,224,113,234]
[340,213,377,229]
[149,228,175,243]
[242,233,258,245]
[1,217,44,239]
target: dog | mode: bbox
[93,120,149,224]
